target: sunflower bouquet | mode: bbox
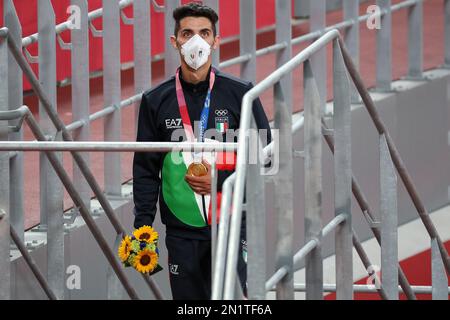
[118,226,163,275]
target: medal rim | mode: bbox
[187,162,208,177]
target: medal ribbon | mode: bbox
[175,67,216,143]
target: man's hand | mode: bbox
[185,160,211,195]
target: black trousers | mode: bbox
[165,233,247,300]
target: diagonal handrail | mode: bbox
[0,27,165,300]
[10,225,57,300]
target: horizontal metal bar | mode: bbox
[292,20,353,46]
[22,112,140,300]
[293,239,318,268]
[256,42,288,57]
[293,214,347,268]
[0,141,238,152]
[8,151,18,159]
[265,266,289,292]
[265,213,347,290]
[22,0,134,47]
[66,93,142,132]
[290,284,450,294]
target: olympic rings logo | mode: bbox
[215,109,228,117]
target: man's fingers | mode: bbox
[185,175,211,184]
[185,175,205,183]
[188,182,211,190]
[191,187,209,195]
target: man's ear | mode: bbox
[170,35,179,50]
[212,35,221,50]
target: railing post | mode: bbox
[38,0,64,299]
[431,238,448,300]
[5,0,24,243]
[445,0,450,66]
[276,0,292,111]
[0,29,10,300]
[72,0,91,212]
[165,0,180,78]
[407,0,423,78]
[246,117,267,300]
[273,81,294,300]
[103,0,122,197]
[133,0,151,129]
[303,61,323,300]
[203,0,220,67]
[293,0,306,18]
[380,134,398,300]
[103,0,123,300]
[240,0,256,83]
[343,0,360,104]
[210,155,218,282]
[333,39,353,300]
[376,0,392,91]
[310,0,327,113]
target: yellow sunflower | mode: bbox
[133,249,159,274]
[133,225,158,243]
[118,236,132,262]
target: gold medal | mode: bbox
[187,162,208,177]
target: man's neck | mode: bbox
[180,62,212,84]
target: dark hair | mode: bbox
[173,2,219,37]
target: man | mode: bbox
[133,2,271,300]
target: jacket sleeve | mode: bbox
[133,94,162,229]
[252,95,272,148]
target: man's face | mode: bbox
[171,16,220,54]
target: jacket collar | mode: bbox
[179,66,214,94]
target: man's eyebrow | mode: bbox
[179,27,212,33]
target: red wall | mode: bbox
[0,0,286,91]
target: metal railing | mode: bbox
[0,25,174,299]
[211,0,450,300]
[211,28,450,300]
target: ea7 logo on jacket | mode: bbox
[165,118,183,129]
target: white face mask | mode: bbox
[180,34,212,71]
